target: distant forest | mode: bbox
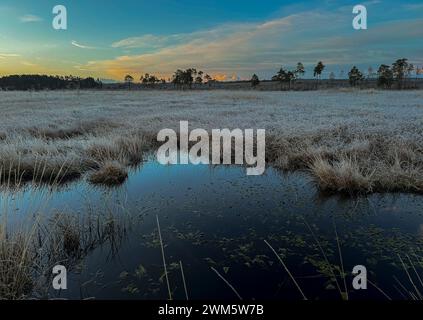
[0,58,421,91]
[0,75,102,90]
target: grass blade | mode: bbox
[211,267,242,300]
[156,215,172,300]
[180,261,189,300]
[264,239,307,300]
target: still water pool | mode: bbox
[2,160,423,300]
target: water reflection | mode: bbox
[1,161,423,300]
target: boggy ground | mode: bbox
[0,89,422,193]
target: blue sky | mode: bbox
[0,0,422,80]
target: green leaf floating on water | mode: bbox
[204,257,217,265]
[122,283,139,294]
[325,283,336,290]
[159,271,166,283]
[135,264,147,278]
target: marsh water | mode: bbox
[2,158,423,300]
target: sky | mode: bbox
[0,0,422,81]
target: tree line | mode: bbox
[123,58,418,91]
[0,58,419,91]
[0,75,102,91]
[250,58,418,90]
[124,69,213,89]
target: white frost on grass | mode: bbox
[0,89,422,193]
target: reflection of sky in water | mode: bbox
[2,161,423,300]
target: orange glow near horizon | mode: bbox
[0,62,239,83]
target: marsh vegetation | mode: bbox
[0,89,422,193]
[1,162,423,300]
[1,89,423,300]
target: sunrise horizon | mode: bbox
[1,0,422,81]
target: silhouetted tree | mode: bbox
[140,73,159,86]
[185,68,196,88]
[195,71,204,84]
[79,77,100,89]
[124,74,134,89]
[348,66,364,87]
[0,75,101,90]
[273,67,295,90]
[392,58,413,89]
[251,74,260,88]
[314,61,325,82]
[195,76,203,84]
[295,62,305,79]
[172,68,196,89]
[140,73,148,84]
[377,64,394,88]
[202,74,212,87]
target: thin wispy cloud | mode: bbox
[19,14,42,23]
[83,4,423,81]
[2,0,422,79]
[0,53,20,59]
[20,61,37,67]
[403,3,423,10]
[112,35,173,49]
[71,41,96,50]
[111,22,282,50]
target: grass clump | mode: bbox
[0,231,33,299]
[86,131,154,166]
[1,90,423,195]
[88,161,128,186]
[59,217,81,256]
[0,156,83,186]
[309,156,374,194]
[0,210,127,299]
[268,129,423,194]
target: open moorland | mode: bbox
[1,89,423,300]
[0,89,423,194]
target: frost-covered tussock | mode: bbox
[0,90,422,193]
